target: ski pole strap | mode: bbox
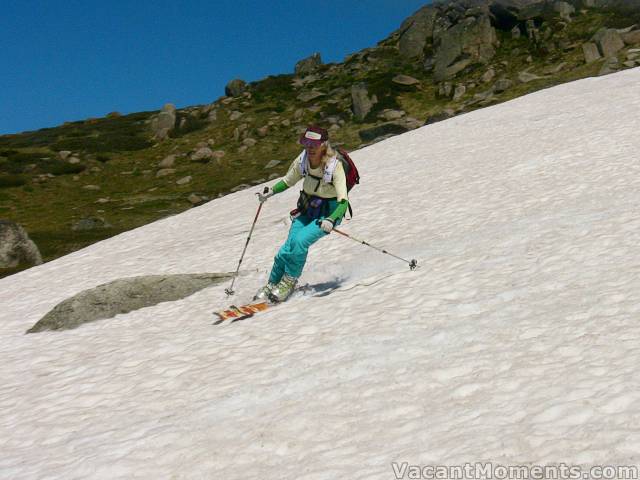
[332,228,418,270]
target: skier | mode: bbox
[254,125,349,303]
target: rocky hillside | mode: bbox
[1,0,639,278]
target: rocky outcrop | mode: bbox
[0,221,43,269]
[593,28,625,57]
[27,273,231,333]
[398,6,438,58]
[582,42,602,63]
[225,79,247,97]
[351,83,378,121]
[295,53,323,76]
[433,15,498,81]
[150,103,177,141]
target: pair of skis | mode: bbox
[213,284,319,325]
[213,301,271,325]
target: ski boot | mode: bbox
[268,274,298,303]
[253,282,276,302]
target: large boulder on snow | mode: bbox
[26,273,232,333]
[0,220,43,269]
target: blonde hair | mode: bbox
[320,141,337,166]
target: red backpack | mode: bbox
[336,148,360,193]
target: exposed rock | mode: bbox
[26,273,231,333]
[72,217,111,231]
[230,183,251,193]
[433,15,498,81]
[156,168,176,178]
[188,193,206,205]
[511,25,522,39]
[68,157,81,164]
[379,109,406,121]
[264,160,281,169]
[598,56,620,75]
[0,221,43,269]
[176,176,192,185]
[82,185,101,191]
[191,147,215,162]
[58,151,72,161]
[398,6,438,58]
[225,79,247,97]
[438,82,454,98]
[243,138,257,147]
[493,78,514,93]
[518,69,545,83]
[295,53,323,75]
[257,126,269,137]
[292,75,320,88]
[297,90,325,102]
[543,62,568,74]
[622,30,640,45]
[453,84,467,101]
[554,1,575,21]
[351,83,378,120]
[593,28,625,57]
[424,109,455,125]
[358,122,409,143]
[392,74,421,86]
[401,117,424,130]
[151,104,177,141]
[229,111,243,121]
[158,154,176,168]
[481,68,496,83]
[583,42,602,63]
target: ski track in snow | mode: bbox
[1,69,640,479]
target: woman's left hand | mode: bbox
[318,218,335,233]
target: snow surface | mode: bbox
[1,68,640,479]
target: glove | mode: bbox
[318,218,335,233]
[256,187,274,203]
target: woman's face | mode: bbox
[305,143,325,164]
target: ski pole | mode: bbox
[332,228,418,270]
[225,187,269,296]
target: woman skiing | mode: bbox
[254,125,349,303]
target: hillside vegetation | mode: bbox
[1,0,639,278]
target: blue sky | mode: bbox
[0,0,430,135]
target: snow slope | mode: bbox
[1,68,640,479]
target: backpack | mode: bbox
[336,148,360,193]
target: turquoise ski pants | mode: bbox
[268,214,334,282]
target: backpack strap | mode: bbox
[323,156,339,184]
[297,150,308,176]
